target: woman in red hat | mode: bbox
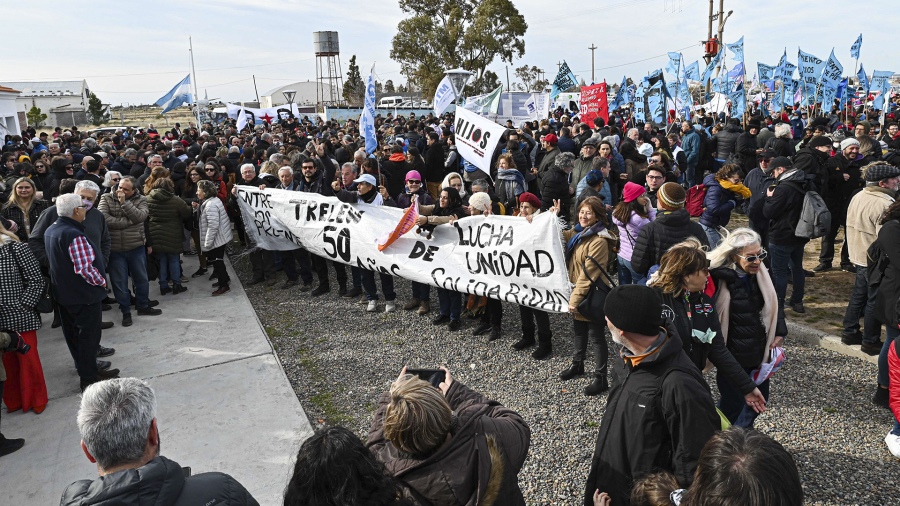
[612,182,656,285]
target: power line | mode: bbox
[5,58,316,81]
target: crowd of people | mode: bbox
[1,96,898,504]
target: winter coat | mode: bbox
[762,168,808,247]
[147,188,191,254]
[613,208,656,262]
[98,191,149,253]
[563,227,616,321]
[60,456,258,506]
[791,147,830,196]
[536,147,559,186]
[734,132,758,172]
[654,287,756,395]
[0,236,43,333]
[423,143,446,184]
[540,166,571,223]
[197,196,233,252]
[29,206,111,270]
[710,265,786,369]
[368,381,530,506]
[846,187,896,266]
[583,327,720,506]
[395,187,434,209]
[765,136,796,158]
[631,209,709,276]
[825,152,865,207]
[875,220,900,327]
[700,174,737,229]
[571,155,597,196]
[382,154,410,199]
[1,199,50,242]
[495,169,526,211]
[710,124,742,160]
[681,129,701,170]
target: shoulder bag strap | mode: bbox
[581,254,616,289]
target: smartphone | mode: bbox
[406,368,445,388]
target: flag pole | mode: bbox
[189,36,201,128]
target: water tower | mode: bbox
[314,31,344,107]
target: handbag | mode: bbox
[10,243,52,313]
[577,254,617,324]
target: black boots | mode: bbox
[584,374,609,396]
[512,331,536,350]
[0,434,24,457]
[559,361,584,380]
[531,332,552,359]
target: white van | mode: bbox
[377,96,404,108]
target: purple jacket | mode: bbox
[613,207,657,261]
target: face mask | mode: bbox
[82,199,94,212]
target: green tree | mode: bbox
[513,65,548,92]
[26,106,48,128]
[398,83,408,93]
[87,91,107,126]
[343,55,365,106]
[468,70,502,95]
[390,0,527,98]
[384,80,395,93]
[375,81,384,95]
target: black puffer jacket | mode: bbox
[875,220,900,327]
[825,152,865,207]
[792,147,830,196]
[60,455,259,506]
[631,209,709,276]
[762,168,808,247]
[711,124,743,160]
[540,166,571,222]
[710,267,787,369]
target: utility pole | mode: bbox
[712,0,732,80]
[588,44,598,83]
[703,0,732,99]
[557,61,563,72]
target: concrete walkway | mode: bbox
[0,255,312,505]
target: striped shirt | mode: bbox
[68,236,106,287]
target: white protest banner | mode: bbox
[452,106,507,174]
[433,75,456,117]
[236,188,572,313]
[225,103,300,123]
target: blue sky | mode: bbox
[4,0,896,105]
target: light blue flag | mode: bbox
[729,84,746,117]
[666,81,679,100]
[851,34,862,60]
[820,50,844,93]
[550,61,578,100]
[758,63,775,82]
[648,81,665,124]
[678,77,692,108]
[798,49,825,106]
[684,61,700,81]
[725,36,744,62]
[782,62,797,80]
[700,51,722,83]
[361,70,377,154]
[728,62,745,80]
[872,70,893,109]
[857,64,869,93]
[155,74,192,114]
[634,83,646,122]
[666,52,682,76]
[837,78,849,108]
[775,51,787,79]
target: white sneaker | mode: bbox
[366,300,378,312]
[885,431,900,457]
[385,302,396,313]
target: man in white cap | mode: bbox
[815,138,865,273]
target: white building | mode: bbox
[0,85,22,137]
[260,81,339,108]
[0,80,90,128]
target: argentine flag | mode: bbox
[156,74,192,114]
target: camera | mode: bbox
[3,330,31,355]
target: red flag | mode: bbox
[377,195,419,251]
[579,83,609,128]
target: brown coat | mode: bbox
[564,227,616,321]
[367,381,530,506]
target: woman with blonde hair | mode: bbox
[142,166,170,196]
[367,366,530,505]
[1,177,49,242]
[708,228,785,428]
[0,220,48,415]
[649,238,766,411]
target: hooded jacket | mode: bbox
[825,152,865,206]
[198,196,233,252]
[98,190,149,253]
[60,455,258,506]
[711,123,742,160]
[631,209,709,276]
[583,328,720,506]
[875,220,900,327]
[147,188,192,254]
[762,168,808,247]
[791,146,830,196]
[699,173,737,229]
[367,381,530,506]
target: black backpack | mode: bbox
[867,239,890,288]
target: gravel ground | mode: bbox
[231,252,900,505]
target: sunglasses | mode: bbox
[406,179,421,184]
[737,249,768,263]
[205,168,216,172]
[35,164,45,168]
[111,177,121,182]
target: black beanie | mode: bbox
[604,285,663,336]
[807,136,832,149]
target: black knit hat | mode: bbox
[604,285,663,336]
[807,136,832,149]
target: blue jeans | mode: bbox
[768,242,805,311]
[411,281,430,301]
[157,253,182,289]
[361,271,395,302]
[437,288,462,320]
[717,368,770,429]
[700,224,722,248]
[842,266,881,344]
[109,246,150,314]
[877,325,900,388]
[616,256,645,286]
